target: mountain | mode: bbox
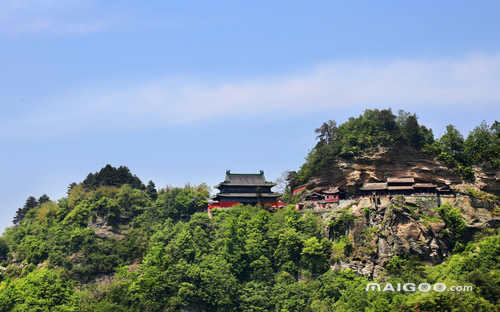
[287,109,499,195]
[0,111,499,311]
[292,144,499,197]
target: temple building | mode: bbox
[304,192,324,201]
[386,177,415,195]
[209,170,283,209]
[413,183,438,194]
[303,187,341,202]
[359,182,388,195]
[359,177,441,196]
[322,187,341,202]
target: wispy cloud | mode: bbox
[1,0,110,35]
[3,53,500,138]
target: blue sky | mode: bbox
[1,1,500,233]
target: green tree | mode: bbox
[13,196,38,225]
[3,268,75,311]
[401,114,425,149]
[38,194,50,205]
[83,165,145,190]
[273,228,303,275]
[0,237,8,263]
[249,256,273,282]
[146,180,158,201]
[436,203,466,251]
[239,281,273,312]
[301,237,331,276]
[329,211,354,240]
[315,120,338,146]
[439,124,466,166]
[465,121,499,169]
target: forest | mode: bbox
[0,109,499,311]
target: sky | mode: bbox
[1,1,500,233]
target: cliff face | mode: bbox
[296,145,500,280]
[474,166,500,195]
[305,146,499,195]
[325,194,499,280]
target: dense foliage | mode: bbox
[290,109,499,187]
[1,170,499,311]
[82,164,146,190]
[429,122,500,181]
[2,112,499,311]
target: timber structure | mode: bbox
[209,170,283,209]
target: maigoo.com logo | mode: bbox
[365,282,473,292]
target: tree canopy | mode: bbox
[82,164,146,190]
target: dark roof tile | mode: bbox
[219,170,275,186]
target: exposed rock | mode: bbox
[324,193,499,280]
[304,146,499,196]
[89,216,125,240]
[430,222,445,235]
[68,252,85,262]
[36,261,49,270]
[473,166,500,196]
[396,223,421,241]
[360,262,374,277]
[372,265,385,279]
[377,238,392,259]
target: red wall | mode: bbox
[209,201,285,209]
[324,194,339,202]
[292,185,307,195]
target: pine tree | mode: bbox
[0,237,8,262]
[13,196,38,225]
[67,182,77,195]
[38,194,50,204]
[82,165,145,190]
[402,114,425,149]
[146,180,158,201]
[83,173,97,189]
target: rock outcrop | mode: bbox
[327,194,499,280]
[303,146,499,195]
[88,216,125,240]
[473,166,500,196]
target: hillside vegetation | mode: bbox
[1,187,498,311]
[1,108,499,311]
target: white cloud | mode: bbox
[4,53,500,138]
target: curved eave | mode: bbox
[216,182,276,189]
[214,193,281,198]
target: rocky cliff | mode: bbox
[322,193,500,280]
[303,146,499,195]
